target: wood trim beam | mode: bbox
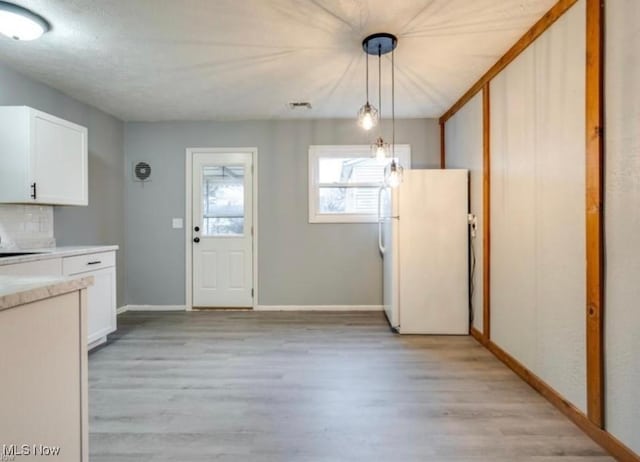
[482,84,491,342]
[470,327,486,346]
[439,0,579,124]
[585,0,605,428]
[471,335,640,462]
[439,121,446,169]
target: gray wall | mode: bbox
[444,92,483,332]
[124,119,439,306]
[0,64,126,306]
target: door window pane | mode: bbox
[202,165,244,236]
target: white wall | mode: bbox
[490,0,586,411]
[604,0,640,454]
[444,93,483,332]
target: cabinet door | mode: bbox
[0,292,86,462]
[85,266,116,344]
[32,111,88,205]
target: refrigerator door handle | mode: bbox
[378,186,387,255]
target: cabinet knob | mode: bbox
[194,226,200,232]
[193,237,200,243]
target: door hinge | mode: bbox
[251,289,254,298]
[251,226,254,237]
[30,182,37,200]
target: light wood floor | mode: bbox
[89,311,613,462]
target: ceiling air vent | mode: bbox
[289,101,312,110]
[133,161,152,182]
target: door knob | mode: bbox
[194,226,200,232]
[193,237,200,243]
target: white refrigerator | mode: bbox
[378,169,469,334]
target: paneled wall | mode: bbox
[490,0,586,411]
[442,0,640,457]
[604,0,640,454]
[444,93,483,332]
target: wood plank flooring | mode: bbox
[89,311,613,462]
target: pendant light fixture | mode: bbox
[357,42,378,130]
[361,33,403,187]
[373,136,389,162]
[385,39,403,188]
[0,1,49,41]
[371,39,389,162]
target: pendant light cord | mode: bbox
[392,47,396,161]
[365,51,369,103]
[378,44,382,134]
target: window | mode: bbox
[201,165,245,236]
[308,145,411,223]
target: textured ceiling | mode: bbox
[0,0,556,121]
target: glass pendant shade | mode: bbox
[357,102,378,131]
[372,137,389,161]
[385,160,404,188]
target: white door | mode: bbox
[192,153,254,307]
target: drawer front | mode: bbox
[0,258,62,276]
[63,251,115,275]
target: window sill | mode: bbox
[309,214,379,224]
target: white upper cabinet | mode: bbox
[0,106,88,206]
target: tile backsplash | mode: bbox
[0,205,56,250]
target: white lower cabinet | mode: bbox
[0,249,117,349]
[0,288,89,462]
[63,251,117,349]
[77,266,116,346]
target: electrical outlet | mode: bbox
[172,218,184,229]
[468,213,478,239]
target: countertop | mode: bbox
[0,274,94,311]
[0,245,119,266]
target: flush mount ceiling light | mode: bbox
[360,32,403,187]
[0,1,49,41]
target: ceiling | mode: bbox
[0,0,556,121]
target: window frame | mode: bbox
[308,144,411,223]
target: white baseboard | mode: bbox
[255,305,383,311]
[118,305,382,313]
[88,336,107,351]
[120,305,187,312]
[116,305,128,315]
